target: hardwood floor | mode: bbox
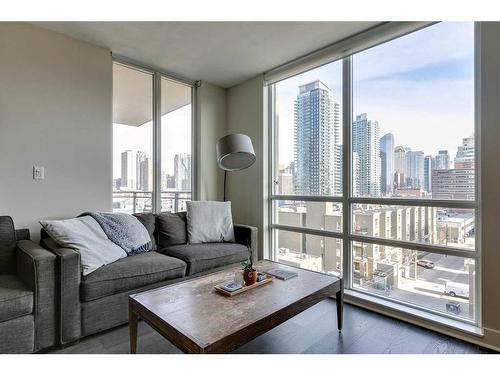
[48,300,493,354]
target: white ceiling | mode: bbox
[34,22,380,88]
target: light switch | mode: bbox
[33,166,45,180]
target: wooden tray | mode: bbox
[214,275,274,297]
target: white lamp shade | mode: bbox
[216,134,256,171]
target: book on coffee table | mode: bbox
[263,268,298,280]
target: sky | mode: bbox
[276,22,475,168]
[112,105,191,179]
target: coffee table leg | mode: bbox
[336,284,344,332]
[129,304,138,354]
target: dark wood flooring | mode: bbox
[48,301,494,354]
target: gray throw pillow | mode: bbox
[186,201,235,244]
[40,216,127,275]
[156,212,187,247]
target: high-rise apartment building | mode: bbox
[174,153,191,191]
[294,80,341,196]
[380,133,394,195]
[352,152,360,196]
[455,136,475,169]
[352,113,380,196]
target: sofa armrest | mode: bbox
[16,240,57,351]
[15,228,30,241]
[40,237,82,345]
[234,224,258,264]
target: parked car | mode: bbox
[445,281,470,299]
[417,259,435,269]
[446,301,462,315]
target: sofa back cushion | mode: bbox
[186,201,235,244]
[133,213,157,251]
[0,216,17,274]
[40,216,127,276]
[156,212,187,248]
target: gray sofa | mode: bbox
[40,212,258,346]
[0,216,57,353]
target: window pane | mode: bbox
[275,200,342,233]
[112,63,153,213]
[352,204,475,251]
[274,60,343,196]
[273,229,342,276]
[352,22,475,200]
[352,242,476,321]
[160,78,192,212]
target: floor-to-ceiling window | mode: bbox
[160,77,193,212]
[112,63,154,213]
[112,61,195,214]
[269,22,479,327]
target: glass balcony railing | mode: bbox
[112,191,191,214]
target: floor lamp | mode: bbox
[216,134,256,201]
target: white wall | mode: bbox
[196,82,227,201]
[0,23,112,241]
[226,75,267,258]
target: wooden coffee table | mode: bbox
[128,260,343,354]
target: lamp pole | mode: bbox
[223,170,227,201]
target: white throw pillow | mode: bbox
[40,216,127,276]
[187,201,235,244]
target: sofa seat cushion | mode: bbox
[158,243,249,276]
[81,252,187,302]
[0,275,33,322]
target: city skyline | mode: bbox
[281,77,475,199]
[114,149,191,192]
[112,104,191,179]
[276,22,474,169]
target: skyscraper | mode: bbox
[423,155,433,193]
[174,153,191,191]
[136,151,149,191]
[293,80,341,196]
[394,146,406,188]
[405,150,425,189]
[352,113,380,196]
[121,150,136,190]
[434,150,450,170]
[455,136,475,169]
[121,150,150,191]
[352,152,360,196]
[278,162,295,195]
[380,133,394,195]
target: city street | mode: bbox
[356,252,475,320]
